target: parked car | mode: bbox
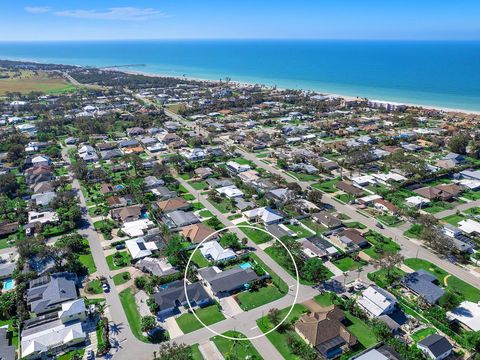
[102,283,110,293]
[115,244,126,250]
[86,349,94,359]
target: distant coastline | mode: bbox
[1,39,479,113]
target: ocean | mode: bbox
[0,40,479,111]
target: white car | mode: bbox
[102,283,110,292]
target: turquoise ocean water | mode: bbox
[0,40,479,111]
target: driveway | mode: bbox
[219,296,243,318]
[163,317,184,339]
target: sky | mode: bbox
[1,1,480,41]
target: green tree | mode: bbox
[141,315,157,333]
[153,342,193,360]
[448,132,470,155]
[0,173,19,198]
[302,258,330,283]
[220,233,241,250]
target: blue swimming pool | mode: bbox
[2,278,14,291]
[239,262,252,270]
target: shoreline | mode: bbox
[118,68,480,116]
[2,56,480,115]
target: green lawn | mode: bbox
[464,207,480,216]
[257,304,308,360]
[189,250,210,268]
[239,223,272,244]
[85,279,103,295]
[368,268,406,288]
[190,181,208,190]
[0,319,18,348]
[344,221,367,230]
[208,197,234,214]
[227,213,243,221]
[106,251,132,270]
[377,214,404,227]
[211,331,264,360]
[300,219,327,235]
[56,349,85,360]
[286,171,319,182]
[79,252,97,275]
[333,257,366,272]
[314,293,334,307]
[176,304,225,334]
[183,194,196,201]
[463,190,480,201]
[231,157,255,167]
[335,193,354,203]
[249,253,288,293]
[113,271,131,286]
[423,201,454,214]
[344,311,378,348]
[236,284,284,311]
[403,224,424,239]
[404,258,480,302]
[311,178,340,193]
[119,288,149,342]
[191,344,204,360]
[441,214,467,226]
[285,223,313,238]
[364,230,400,254]
[411,327,437,342]
[199,210,214,218]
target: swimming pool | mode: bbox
[2,278,14,291]
[239,262,252,270]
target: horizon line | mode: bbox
[1,38,480,43]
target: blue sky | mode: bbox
[2,1,480,41]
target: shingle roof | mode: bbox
[418,334,453,357]
[153,281,210,311]
[199,267,258,293]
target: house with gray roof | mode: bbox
[199,266,259,297]
[27,272,78,315]
[153,281,211,319]
[162,210,200,229]
[0,327,16,360]
[401,270,445,305]
[417,334,453,360]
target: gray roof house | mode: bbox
[163,210,200,229]
[153,281,211,317]
[27,272,78,315]
[199,267,259,296]
[417,334,453,360]
[401,270,445,305]
[0,327,15,360]
[31,191,56,207]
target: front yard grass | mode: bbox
[190,181,208,190]
[257,304,308,360]
[79,252,97,275]
[119,288,149,342]
[311,178,340,193]
[198,210,213,218]
[333,257,367,272]
[176,304,225,334]
[285,223,313,238]
[403,224,424,239]
[113,271,131,286]
[85,279,103,295]
[344,311,377,348]
[377,214,404,227]
[344,221,367,229]
[211,331,264,360]
[423,201,454,214]
[191,344,204,360]
[238,222,272,244]
[441,214,467,226]
[404,258,480,302]
[208,197,234,214]
[236,284,284,311]
[106,251,132,271]
[300,219,327,235]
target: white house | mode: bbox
[21,321,86,359]
[243,207,283,225]
[405,196,431,208]
[226,161,251,173]
[351,175,376,187]
[121,219,155,237]
[448,301,480,331]
[28,210,59,225]
[357,285,397,317]
[216,185,244,198]
[200,241,236,262]
[458,219,480,236]
[126,237,158,260]
[58,299,87,323]
[31,155,51,167]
